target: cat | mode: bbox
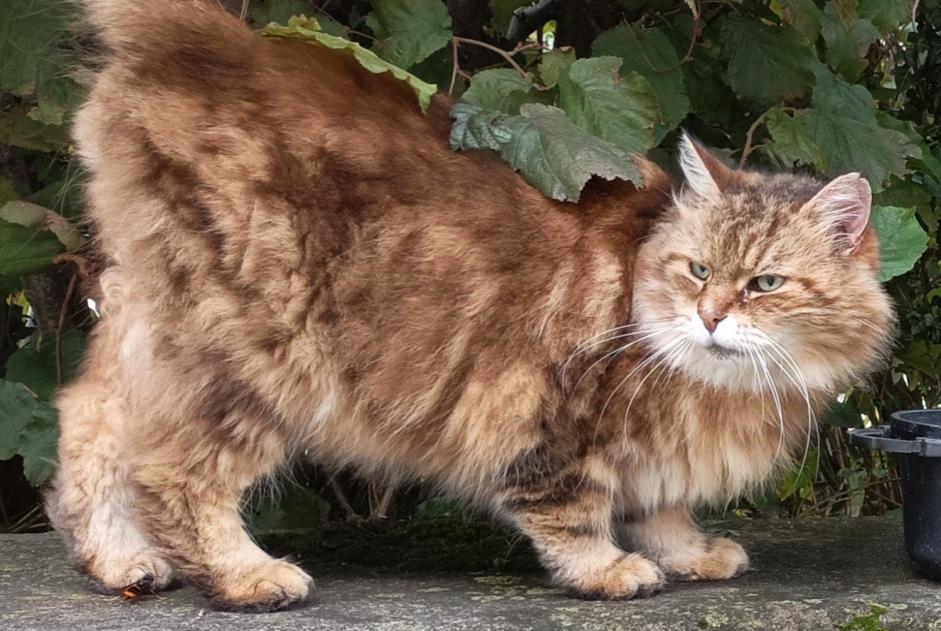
[47,0,894,611]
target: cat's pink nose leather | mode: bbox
[699,309,727,333]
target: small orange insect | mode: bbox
[120,575,156,602]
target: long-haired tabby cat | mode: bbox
[48,0,894,612]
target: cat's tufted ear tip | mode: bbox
[677,131,732,202]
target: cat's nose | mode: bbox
[699,308,727,333]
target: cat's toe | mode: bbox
[210,560,314,612]
[566,553,666,600]
[84,549,174,593]
[663,537,749,581]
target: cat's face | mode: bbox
[632,136,894,395]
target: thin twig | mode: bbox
[55,271,79,387]
[370,480,398,520]
[328,478,359,520]
[240,0,250,22]
[452,36,531,80]
[448,37,460,96]
[739,106,775,167]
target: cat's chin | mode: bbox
[676,342,842,396]
[681,352,761,392]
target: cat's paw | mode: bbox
[662,537,749,581]
[566,553,666,600]
[210,560,314,612]
[85,549,174,593]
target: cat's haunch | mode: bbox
[47,0,893,611]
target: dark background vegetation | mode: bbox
[0,0,938,534]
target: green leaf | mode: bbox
[0,0,75,96]
[0,381,36,461]
[0,106,70,152]
[683,44,739,127]
[0,217,65,276]
[0,379,58,486]
[451,103,641,202]
[871,206,929,281]
[778,449,819,500]
[261,17,437,113]
[765,107,827,167]
[5,331,87,400]
[449,103,514,151]
[719,14,817,107]
[592,26,689,141]
[771,0,823,42]
[896,339,941,376]
[368,0,453,69]
[460,69,535,115]
[822,401,863,427]
[498,104,641,202]
[0,201,87,251]
[30,77,85,127]
[17,402,58,486]
[857,0,913,31]
[558,57,660,156]
[764,66,919,191]
[537,48,576,89]
[821,2,880,81]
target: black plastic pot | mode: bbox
[849,409,941,580]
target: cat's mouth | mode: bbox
[706,344,745,359]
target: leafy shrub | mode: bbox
[0,0,937,530]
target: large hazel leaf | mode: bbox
[0,380,59,486]
[0,381,35,461]
[719,14,817,107]
[557,57,660,156]
[592,26,689,141]
[451,103,640,202]
[261,17,437,112]
[0,218,65,276]
[499,104,641,202]
[367,0,453,69]
[870,206,929,282]
[765,66,919,191]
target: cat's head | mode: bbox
[631,134,894,395]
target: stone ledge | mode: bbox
[1,517,939,630]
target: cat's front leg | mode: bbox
[620,506,748,581]
[500,456,665,599]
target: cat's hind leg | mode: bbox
[619,506,748,581]
[500,454,665,599]
[126,390,313,611]
[46,325,173,591]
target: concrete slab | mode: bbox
[1,517,939,630]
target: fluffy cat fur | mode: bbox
[47,0,894,611]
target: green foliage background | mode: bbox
[0,0,938,531]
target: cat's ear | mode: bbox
[802,172,872,255]
[677,132,732,202]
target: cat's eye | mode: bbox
[689,261,711,281]
[750,274,786,292]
